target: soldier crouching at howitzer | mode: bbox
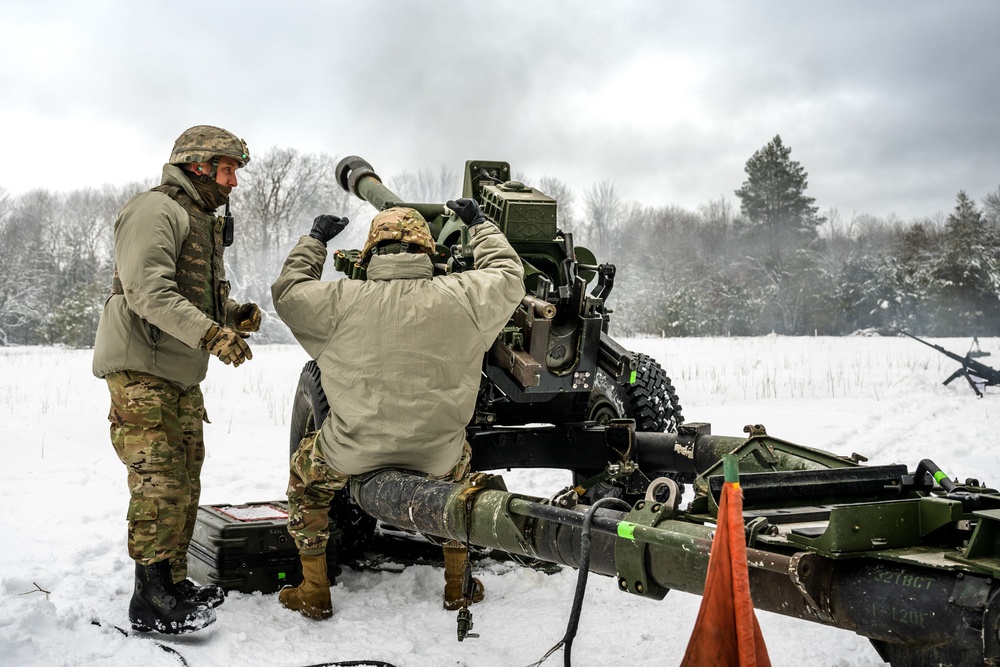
[92,125,261,634]
[271,199,525,619]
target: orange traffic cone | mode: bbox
[681,455,771,666]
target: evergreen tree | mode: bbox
[928,191,1000,334]
[734,135,824,237]
[731,136,827,333]
[983,184,1000,226]
[836,253,918,334]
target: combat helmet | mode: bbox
[169,125,251,168]
[358,207,436,266]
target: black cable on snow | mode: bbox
[93,620,400,667]
[525,496,633,667]
[91,621,190,666]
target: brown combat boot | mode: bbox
[279,553,333,619]
[443,540,485,610]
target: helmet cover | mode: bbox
[169,125,250,167]
[358,207,435,266]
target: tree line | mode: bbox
[603,137,1000,338]
[1,136,999,347]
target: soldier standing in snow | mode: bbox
[93,125,260,634]
[271,200,524,619]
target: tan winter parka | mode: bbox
[92,164,241,389]
[272,222,524,477]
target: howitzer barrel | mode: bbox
[335,155,401,211]
[898,329,1000,396]
[335,155,444,222]
[897,329,965,364]
[349,469,1000,665]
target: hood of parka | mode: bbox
[160,164,229,212]
[365,252,435,281]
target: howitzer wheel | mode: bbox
[289,360,329,458]
[589,352,683,433]
[628,352,683,432]
[577,352,684,503]
[289,361,376,558]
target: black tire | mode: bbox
[573,378,633,504]
[287,360,375,558]
[624,352,683,433]
[576,352,683,503]
[585,383,620,424]
[590,352,683,433]
[289,361,329,459]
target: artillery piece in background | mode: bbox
[290,156,683,502]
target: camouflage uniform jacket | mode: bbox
[272,222,525,477]
[92,164,240,389]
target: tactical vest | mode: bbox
[111,185,229,322]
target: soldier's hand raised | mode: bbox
[446,199,487,227]
[308,215,349,246]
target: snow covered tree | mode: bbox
[730,136,828,333]
[983,184,1000,227]
[0,190,56,344]
[229,148,359,341]
[927,191,1000,334]
[45,280,106,348]
[391,164,459,204]
[581,179,622,258]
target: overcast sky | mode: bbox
[3,1,998,221]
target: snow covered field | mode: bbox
[3,335,1000,667]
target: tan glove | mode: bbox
[202,324,253,367]
[234,303,262,333]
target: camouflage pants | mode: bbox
[106,370,206,581]
[287,432,472,556]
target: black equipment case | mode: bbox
[186,500,337,594]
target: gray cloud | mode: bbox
[2,0,998,220]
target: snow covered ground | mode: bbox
[3,335,1000,667]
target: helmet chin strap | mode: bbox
[191,155,220,179]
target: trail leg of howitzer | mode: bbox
[350,469,1000,667]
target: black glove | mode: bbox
[308,214,349,246]
[446,199,487,227]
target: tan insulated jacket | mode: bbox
[92,164,240,389]
[272,222,524,476]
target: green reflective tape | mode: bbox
[618,522,637,540]
[933,470,948,484]
[629,370,637,384]
[723,455,740,484]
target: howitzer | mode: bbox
[290,156,683,502]
[281,158,1000,665]
[898,330,1000,397]
[349,422,1000,667]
